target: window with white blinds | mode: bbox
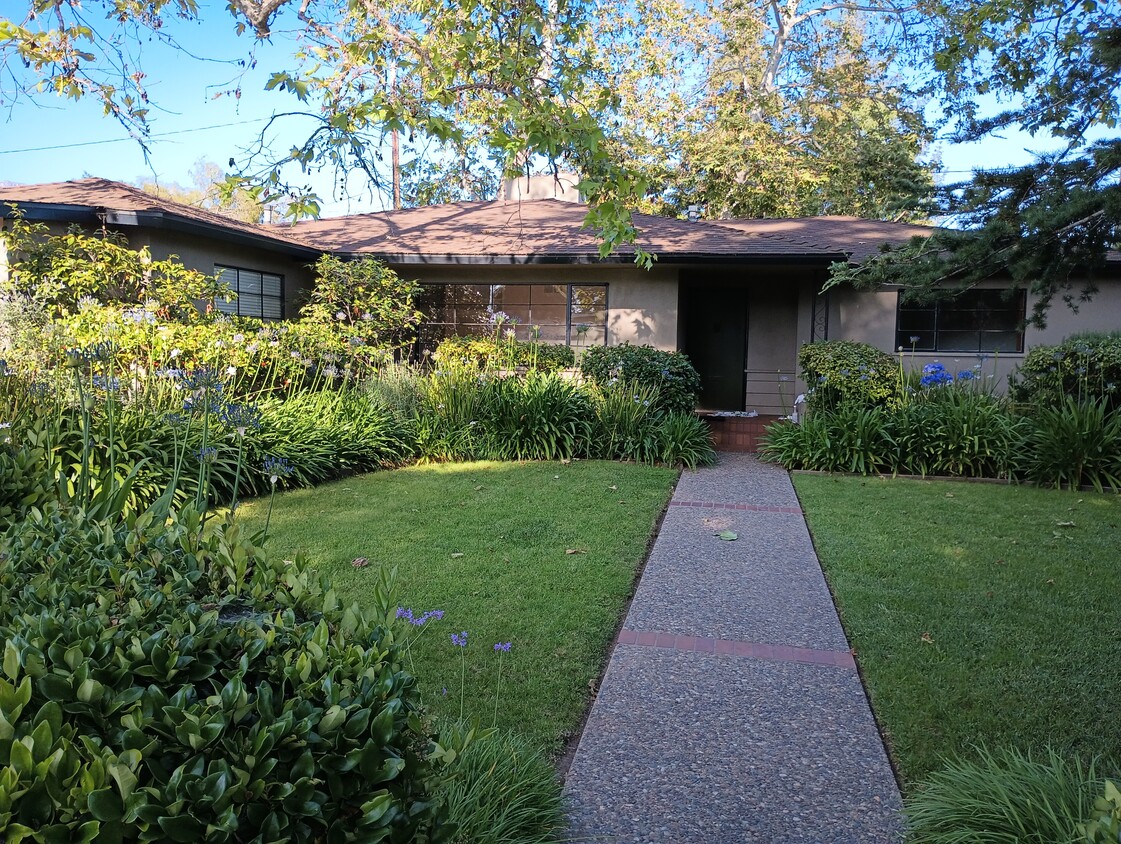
[215,266,284,320]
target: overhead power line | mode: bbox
[0,117,269,156]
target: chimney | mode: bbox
[503,172,583,203]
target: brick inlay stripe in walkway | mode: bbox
[617,628,856,669]
[669,500,802,514]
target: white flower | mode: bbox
[232,333,245,343]
[336,310,347,320]
[170,348,181,358]
[226,366,237,377]
[291,351,301,359]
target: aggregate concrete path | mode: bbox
[563,453,904,843]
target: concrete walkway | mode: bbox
[563,453,903,842]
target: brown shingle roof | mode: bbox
[714,215,937,262]
[0,177,319,254]
[288,199,841,263]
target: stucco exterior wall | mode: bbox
[828,281,1121,390]
[387,263,681,351]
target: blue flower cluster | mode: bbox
[921,362,977,387]
[396,607,445,626]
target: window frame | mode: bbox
[895,288,1026,354]
[416,282,608,347]
[214,264,285,321]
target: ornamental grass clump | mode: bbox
[905,747,1103,844]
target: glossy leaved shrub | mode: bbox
[0,505,453,843]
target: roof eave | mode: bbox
[336,250,843,265]
[107,210,322,260]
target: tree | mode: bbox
[0,0,647,258]
[137,159,266,224]
[830,3,1121,326]
[580,0,935,220]
[667,9,934,218]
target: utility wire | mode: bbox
[0,117,269,156]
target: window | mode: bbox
[215,266,284,320]
[416,283,607,349]
[896,289,1025,353]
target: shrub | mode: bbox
[0,505,452,842]
[1019,396,1121,491]
[905,747,1102,844]
[478,372,592,461]
[579,344,700,416]
[798,341,897,411]
[433,336,575,373]
[653,413,716,469]
[587,381,662,462]
[1009,336,1121,410]
[438,727,564,844]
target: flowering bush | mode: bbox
[1009,335,1121,410]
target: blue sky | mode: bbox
[0,2,1079,218]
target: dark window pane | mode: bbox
[936,330,982,351]
[494,285,531,306]
[897,311,936,332]
[571,285,606,314]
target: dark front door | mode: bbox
[683,285,748,411]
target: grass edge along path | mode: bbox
[792,472,1121,790]
[237,459,679,755]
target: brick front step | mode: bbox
[698,413,783,453]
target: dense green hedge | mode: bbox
[578,344,701,416]
[432,336,575,373]
[0,505,451,842]
[798,341,898,411]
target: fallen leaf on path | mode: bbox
[715,530,738,541]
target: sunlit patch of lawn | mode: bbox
[238,459,677,753]
[794,473,1121,789]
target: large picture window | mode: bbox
[214,266,284,320]
[896,289,1025,353]
[416,283,607,349]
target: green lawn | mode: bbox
[793,473,1121,789]
[237,459,678,753]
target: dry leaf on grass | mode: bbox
[351,557,369,568]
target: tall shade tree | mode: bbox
[0,0,647,258]
[831,2,1121,326]
[586,0,935,220]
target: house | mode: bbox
[0,178,320,320]
[3,176,1119,418]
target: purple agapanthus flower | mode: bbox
[451,631,468,647]
[494,642,512,652]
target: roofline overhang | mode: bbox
[2,201,322,260]
[334,250,845,266]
